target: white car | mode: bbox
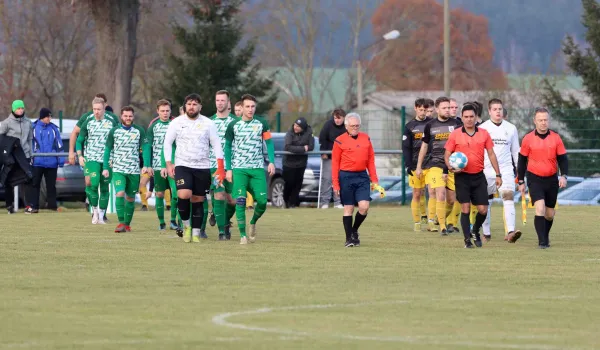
[557,178,600,206]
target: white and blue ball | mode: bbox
[449,152,468,170]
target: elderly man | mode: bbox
[331,113,380,248]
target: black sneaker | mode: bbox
[200,230,208,239]
[224,225,232,240]
[446,224,454,234]
[344,240,355,248]
[464,241,474,248]
[474,239,483,248]
[452,225,460,233]
[209,212,216,226]
[351,232,360,247]
[218,234,227,241]
[166,205,171,210]
[141,205,148,211]
[7,205,15,214]
[440,228,448,236]
[103,214,109,223]
[175,227,184,238]
[538,244,550,249]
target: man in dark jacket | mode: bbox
[0,100,33,213]
[318,108,346,208]
[283,117,314,208]
[29,108,64,212]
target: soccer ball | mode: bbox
[449,152,468,170]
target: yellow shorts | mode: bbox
[408,172,426,189]
[446,172,455,191]
[424,167,449,189]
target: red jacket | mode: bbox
[331,132,378,190]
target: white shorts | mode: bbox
[485,166,515,196]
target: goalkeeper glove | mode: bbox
[371,183,386,198]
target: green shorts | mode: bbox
[84,160,111,186]
[210,168,232,193]
[153,170,169,192]
[232,168,267,202]
[113,172,140,198]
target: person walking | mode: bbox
[283,117,314,208]
[318,109,346,208]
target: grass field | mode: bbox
[1,205,599,350]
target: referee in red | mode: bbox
[332,113,380,248]
[444,103,502,248]
[517,107,568,249]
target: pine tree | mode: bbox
[542,0,600,176]
[161,0,278,116]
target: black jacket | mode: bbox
[318,117,346,159]
[0,135,33,188]
[284,125,314,168]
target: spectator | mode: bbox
[29,108,64,212]
[318,109,346,208]
[283,117,314,208]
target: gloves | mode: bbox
[214,159,226,187]
[405,167,414,176]
[371,183,386,198]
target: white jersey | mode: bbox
[480,120,520,175]
[163,114,223,169]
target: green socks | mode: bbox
[213,199,226,234]
[235,203,246,237]
[250,201,266,225]
[124,200,135,225]
[155,197,165,224]
[116,196,125,224]
[99,190,109,210]
[86,186,99,207]
[226,202,236,224]
[201,200,209,230]
[170,196,179,223]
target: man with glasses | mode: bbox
[332,113,380,248]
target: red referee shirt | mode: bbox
[520,130,566,177]
[331,132,378,190]
[444,126,494,174]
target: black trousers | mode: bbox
[30,167,58,210]
[283,165,305,208]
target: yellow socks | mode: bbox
[411,200,420,223]
[436,201,447,230]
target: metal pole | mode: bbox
[357,60,363,111]
[400,106,407,205]
[59,110,63,132]
[14,186,19,211]
[276,111,281,132]
[317,157,323,209]
[443,0,450,96]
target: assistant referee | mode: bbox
[332,113,380,248]
[517,107,568,249]
[444,103,502,248]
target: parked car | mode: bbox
[371,177,413,204]
[491,176,585,204]
[266,133,321,208]
[557,177,600,206]
[0,133,86,205]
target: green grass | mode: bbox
[1,206,599,350]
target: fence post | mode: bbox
[276,112,281,132]
[400,106,407,205]
[59,110,63,132]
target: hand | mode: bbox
[226,170,233,183]
[78,156,86,167]
[167,163,175,178]
[102,169,109,178]
[495,176,503,189]
[321,154,328,160]
[143,167,153,176]
[213,168,226,186]
[518,183,526,195]
[559,176,567,188]
[304,145,309,152]
[442,174,448,182]
[334,189,340,197]
[68,152,76,165]
[415,168,423,177]
[267,163,275,176]
[450,167,462,174]
[160,168,168,178]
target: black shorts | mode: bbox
[339,170,371,206]
[454,171,489,205]
[175,166,211,196]
[527,172,558,208]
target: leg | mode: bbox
[200,199,209,232]
[248,169,268,243]
[112,173,127,229]
[319,159,332,208]
[30,166,44,210]
[86,162,102,223]
[191,195,206,241]
[124,174,140,227]
[420,190,427,222]
[350,174,372,246]
[246,192,254,209]
[435,186,447,232]
[99,166,111,211]
[533,199,548,246]
[139,173,150,209]
[291,166,305,207]
[543,180,559,247]
[153,170,167,227]
[427,187,437,229]
[175,166,194,239]
[444,173,456,229]
[232,169,250,241]
[282,166,294,208]
[45,168,58,210]
[409,173,423,231]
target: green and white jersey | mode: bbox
[209,113,238,168]
[104,124,146,174]
[77,117,118,162]
[146,119,171,169]
[225,117,270,169]
[76,111,118,128]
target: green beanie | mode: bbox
[12,100,25,112]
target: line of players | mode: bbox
[70,91,274,245]
[403,97,522,242]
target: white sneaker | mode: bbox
[320,205,329,209]
[240,236,248,245]
[335,204,344,209]
[97,218,106,225]
[249,224,256,243]
[92,209,99,224]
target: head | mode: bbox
[39,107,52,124]
[215,90,230,114]
[293,117,308,134]
[435,97,451,120]
[11,100,25,117]
[156,99,171,122]
[425,99,435,117]
[234,101,243,117]
[344,112,361,136]
[332,108,346,126]
[533,107,550,133]
[120,106,135,126]
[184,93,202,118]
[472,101,483,119]
[241,94,257,119]
[461,104,477,129]
[488,98,503,123]
[414,98,429,120]
[95,93,108,103]
[92,97,106,119]
[449,98,459,118]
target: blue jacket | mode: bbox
[31,120,64,168]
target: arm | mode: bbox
[331,140,342,191]
[486,148,502,176]
[54,127,65,166]
[163,121,177,165]
[103,128,115,170]
[444,149,453,171]
[261,119,275,164]
[556,135,568,177]
[75,122,87,154]
[284,131,306,153]
[517,135,530,182]
[27,123,33,157]
[510,127,520,167]
[415,124,431,174]
[307,132,314,151]
[367,137,378,184]
[208,122,225,181]
[138,127,150,168]
[402,126,413,173]
[0,120,7,135]
[143,123,154,167]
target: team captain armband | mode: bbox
[262,131,272,140]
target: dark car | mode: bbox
[265,133,321,208]
[0,133,86,205]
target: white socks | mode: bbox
[503,200,516,233]
[483,200,492,235]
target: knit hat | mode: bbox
[12,100,25,112]
[39,108,52,119]
[294,117,308,131]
